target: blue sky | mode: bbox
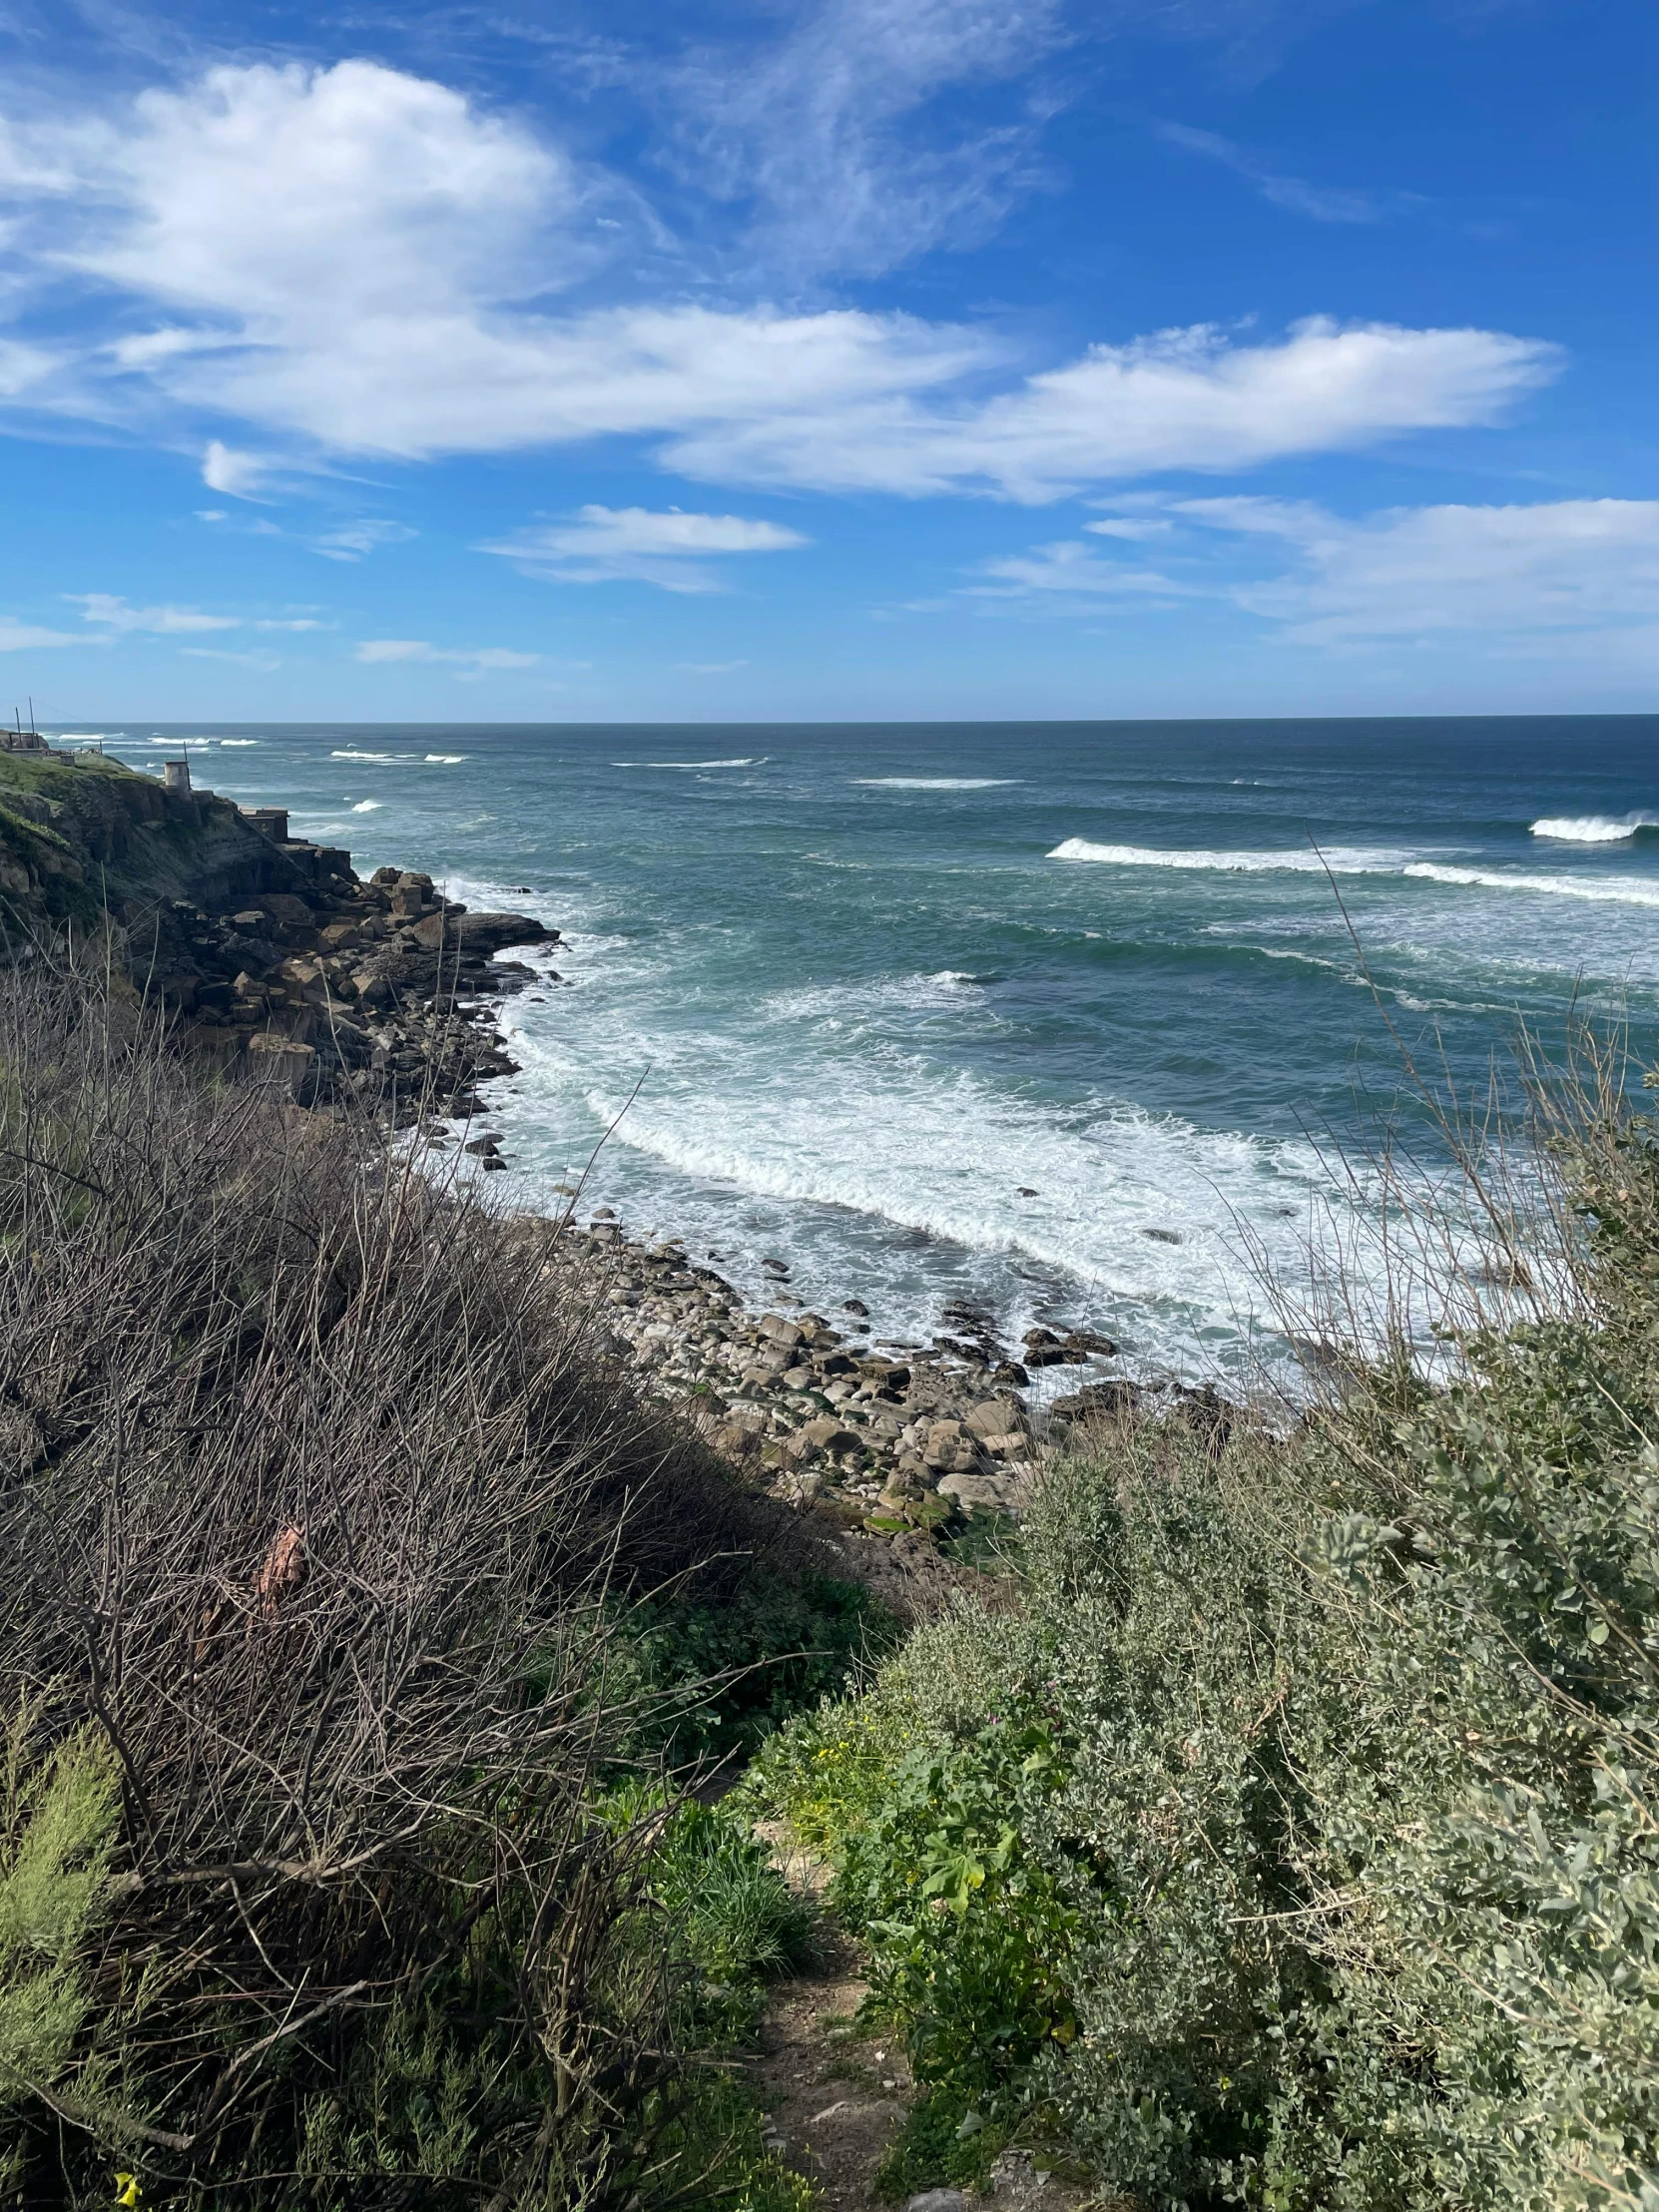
[0,0,1652,722]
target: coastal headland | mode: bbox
[0,738,1197,1563]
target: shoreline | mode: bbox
[513,1209,1235,1542]
[0,739,1222,1541]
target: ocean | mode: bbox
[68,716,1659,1385]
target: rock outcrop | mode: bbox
[0,749,556,1119]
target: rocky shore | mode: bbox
[0,742,557,1120]
[153,859,558,1121]
[1,741,1222,1553]
[541,1216,1202,1542]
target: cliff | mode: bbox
[0,748,557,1116]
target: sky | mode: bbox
[0,0,1653,723]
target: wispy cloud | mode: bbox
[354,640,540,677]
[659,0,1068,280]
[675,659,751,673]
[985,493,1659,658]
[180,646,281,670]
[963,536,1195,608]
[70,592,239,634]
[1156,122,1425,224]
[1174,493,1659,647]
[312,520,418,562]
[479,506,810,592]
[0,617,80,651]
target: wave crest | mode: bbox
[1047,838,1406,874]
[1530,814,1659,842]
[1404,862,1659,908]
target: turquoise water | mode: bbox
[73,717,1659,1381]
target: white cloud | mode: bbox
[0,617,80,650]
[480,505,810,591]
[966,538,1193,600]
[677,659,751,673]
[311,519,418,562]
[661,0,1067,280]
[0,61,1556,500]
[1156,123,1423,225]
[667,318,1556,499]
[202,439,274,496]
[1174,494,1659,645]
[180,646,280,670]
[70,592,239,634]
[354,640,540,674]
[254,616,326,631]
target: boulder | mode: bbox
[939,1469,1035,1515]
[965,1397,1028,1439]
[408,907,554,956]
[797,1415,860,1456]
[247,1033,316,1098]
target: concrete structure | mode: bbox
[242,807,290,842]
[163,758,193,795]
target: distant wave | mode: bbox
[350,800,380,813]
[1048,838,1407,874]
[1530,814,1659,843]
[425,753,466,764]
[1048,837,1659,909]
[613,757,765,769]
[854,777,1020,790]
[1404,862,1659,909]
[331,747,405,762]
[221,738,260,747]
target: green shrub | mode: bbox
[600,1570,900,1768]
[0,1714,119,2188]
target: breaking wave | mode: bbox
[1404,862,1659,908]
[1048,839,1409,874]
[853,778,1021,791]
[1530,814,1659,842]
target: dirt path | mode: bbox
[747,1927,914,2209]
[747,1830,1095,2212]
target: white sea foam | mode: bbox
[765,970,988,1024]
[613,757,765,770]
[425,753,466,764]
[853,777,1021,791]
[1048,838,1408,874]
[1530,814,1659,842]
[1404,861,1659,908]
[350,800,380,813]
[221,738,260,747]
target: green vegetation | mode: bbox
[10,909,1659,2212]
[747,1057,1659,2209]
[0,949,858,2208]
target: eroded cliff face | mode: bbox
[0,749,559,1119]
[0,750,316,932]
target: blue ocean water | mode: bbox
[68,717,1659,1382]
